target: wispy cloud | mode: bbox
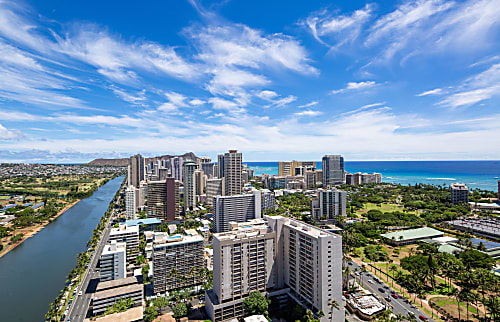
[304,4,374,50]
[294,110,322,117]
[439,62,500,108]
[417,88,444,96]
[298,101,318,108]
[331,81,378,94]
[110,86,147,105]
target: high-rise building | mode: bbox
[152,232,204,294]
[278,161,315,177]
[205,216,344,322]
[361,173,382,184]
[311,189,347,221]
[261,189,275,212]
[170,156,183,181]
[109,224,140,262]
[322,155,344,186]
[99,240,126,281]
[223,150,243,195]
[128,154,144,188]
[183,160,197,211]
[206,178,225,206]
[497,180,500,201]
[213,191,261,233]
[451,183,469,205]
[195,169,206,196]
[201,161,215,178]
[125,186,139,219]
[217,154,225,179]
[147,178,178,221]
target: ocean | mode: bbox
[244,161,500,191]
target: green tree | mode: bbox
[172,302,188,319]
[242,291,269,317]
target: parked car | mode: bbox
[391,294,398,299]
[419,315,427,321]
[378,287,386,293]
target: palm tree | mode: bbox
[328,299,339,322]
[389,264,398,287]
[452,287,461,322]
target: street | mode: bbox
[348,260,434,321]
[64,213,115,322]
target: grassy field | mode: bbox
[430,296,479,321]
[356,202,419,216]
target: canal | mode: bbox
[0,176,124,322]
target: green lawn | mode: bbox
[356,202,418,215]
[432,297,478,314]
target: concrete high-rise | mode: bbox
[129,154,144,188]
[109,224,139,262]
[195,169,206,197]
[147,178,178,221]
[152,232,204,294]
[183,160,197,211]
[322,155,344,186]
[99,241,126,281]
[261,189,275,212]
[213,191,261,233]
[311,189,347,221]
[451,183,469,205]
[205,216,344,322]
[223,150,243,195]
[125,186,139,220]
[217,154,225,179]
[206,178,225,206]
[170,156,183,181]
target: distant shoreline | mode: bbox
[0,199,80,259]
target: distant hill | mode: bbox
[87,152,199,166]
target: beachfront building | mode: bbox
[451,183,469,205]
[152,232,204,294]
[322,155,344,186]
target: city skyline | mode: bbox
[1,0,500,162]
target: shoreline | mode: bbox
[0,199,80,259]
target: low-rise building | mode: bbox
[381,227,444,246]
[90,277,143,316]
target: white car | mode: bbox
[78,291,83,296]
[368,280,374,284]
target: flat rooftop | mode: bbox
[381,227,444,241]
[96,276,139,292]
[84,306,143,322]
[124,218,162,226]
[93,283,142,300]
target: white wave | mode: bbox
[425,177,456,180]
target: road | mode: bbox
[348,261,435,321]
[64,212,115,322]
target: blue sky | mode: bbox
[0,0,499,162]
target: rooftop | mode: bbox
[381,227,444,241]
[84,306,143,322]
[152,232,204,247]
[124,218,162,226]
[110,224,139,235]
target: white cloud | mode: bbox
[189,99,205,106]
[208,97,244,113]
[0,123,22,140]
[294,110,322,117]
[110,86,147,105]
[417,88,444,96]
[297,101,318,108]
[439,63,500,108]
[304,4,374,49]
[256,90,279,100]
[165,92,188,107]
[269,95,297,107]
[331,81,378,94]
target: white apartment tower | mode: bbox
[183,160,197,211]
[109,224,140,262]
[205,216,344,322]
[311,189,347,221]
[223,150,243,195]
[125,186,139,220]
[99,240,126,281]
[213,191,261,233]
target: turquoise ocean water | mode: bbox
[245,161,500,191]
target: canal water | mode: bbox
[0,176,124,322]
